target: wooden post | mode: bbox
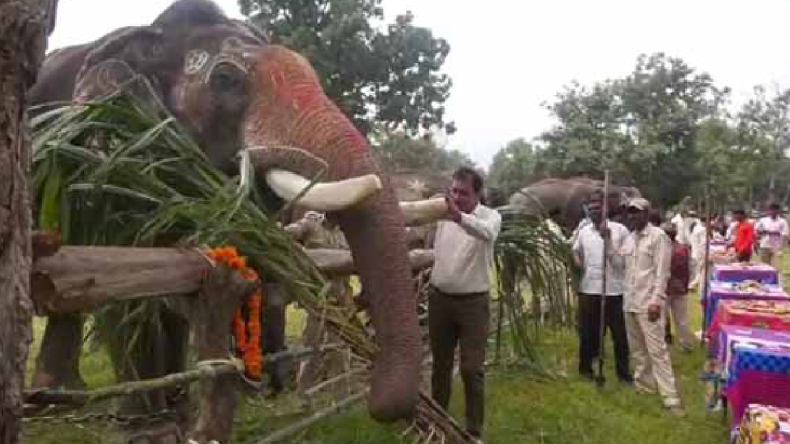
[169,264,253,443]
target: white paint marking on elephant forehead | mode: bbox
[184,50,210,75]
[407,179,428,196]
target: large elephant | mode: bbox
[507,177,641,233]
[29,0,419,421]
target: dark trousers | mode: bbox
[578,293,630,380]
[429,288,489,437]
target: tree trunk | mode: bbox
[0,0,56,442]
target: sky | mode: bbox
[49,0,790,168]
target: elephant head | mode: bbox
[31,0,419,421]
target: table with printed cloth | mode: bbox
[717,326,790,374]
[726,345,790,429]
[705,284,789,338]
[708,300,790,345]
[712,263,779,284]
[704,327,790,411]
[734,404,790,444]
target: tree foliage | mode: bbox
[488,138,539,196]
[535,53,731,208]
[238,0,453,136]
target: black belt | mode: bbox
[431,286,488,298]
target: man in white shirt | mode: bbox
[430,167,502,442]
[688,216,708,290]
[755,203,789,267]
[670,211,688,245]
[621,198,685,417]
[572,190,631,382]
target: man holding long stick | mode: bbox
[572,189,631,383]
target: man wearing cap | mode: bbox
[621,198,685,416]
[755,203,788,267]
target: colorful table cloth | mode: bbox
[713,263,779,284]
[717,326,790,375]
[726,345,790,428]
[704,282,788,335]
[735,404,790,444]
[709,300,790,343]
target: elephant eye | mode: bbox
[209,63,246,91]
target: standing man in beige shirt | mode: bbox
[621,198,685,416]
[430,167,502,443]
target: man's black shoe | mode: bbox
[579,370,595,381]
[618,375,635,385]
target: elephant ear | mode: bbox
[73,26,166,105]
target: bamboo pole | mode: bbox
[23,345,345,407]
[701,182,712,348]
[250,390,369,444]
[302,368,367,398]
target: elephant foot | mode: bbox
[33,314,86,389]
[31,368,87,390]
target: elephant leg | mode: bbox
[105,302,170,417]
[33,314,86,389]
[161,306,190,418]
[263,283,289,395]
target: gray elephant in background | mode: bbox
[507,177,642,233]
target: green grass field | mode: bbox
[27,256,790,444]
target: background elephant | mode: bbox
[507,177,642,233]
[29,0,419,421]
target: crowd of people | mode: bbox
[571,195,790,425]
[285,167,790,444]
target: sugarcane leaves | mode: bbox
[493,211,576,374]
[31,89,326,339]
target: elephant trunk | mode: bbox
[244,46,420,421]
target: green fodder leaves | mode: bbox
[31,91,325,355]
[493,209,577,374]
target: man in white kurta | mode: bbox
[621,198,685,416]
[755,203,789,267]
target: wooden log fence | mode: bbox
[30,246,434,316]
[24,232,474,444]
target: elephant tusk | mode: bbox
[399,198,448,226]
[265,169,382,211]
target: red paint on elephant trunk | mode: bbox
[243,46,421,421]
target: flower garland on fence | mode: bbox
[207,246,264,380]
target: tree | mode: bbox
[370,129,472,173]
[0,0,57,442]
[538,53,728,208]
[736,85,790,205]
[238,0,454,136]
[488,138,539,196]
[538,81,630,180]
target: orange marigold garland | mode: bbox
[207,246,265,380]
